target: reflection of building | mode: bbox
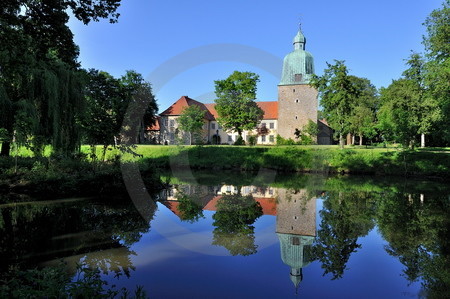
[161,184,278,216]
[276,189,316,293]
[160,183,317,292]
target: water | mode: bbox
[1,171,448,298]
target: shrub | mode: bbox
[234,136,245,145]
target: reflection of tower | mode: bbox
[276,189,316,293]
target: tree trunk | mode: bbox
[359,134,363,146]
[0,141,11,156]
[420,133,425,148]
[352,135,355,145]
[339,134,345,149]
[189,132,192,145]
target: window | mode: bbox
[295,115,298,120]
[211,123,215,130]
[228,135,232,142]
[261,135,266,142]
[269,122,274,129]
[226,186,231,192]
[295,99,299,103]
[164,118,168,127]
[261,122,266,128]
[218,124,222,130]
[294,74,303,82]
[169,119,175,127]
[269,135,274,142]
[293,89,295,92]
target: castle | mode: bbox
[146,27,332,145]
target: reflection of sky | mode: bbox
[102,201,423,299]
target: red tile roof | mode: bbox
[202,101,278,120]
[257,101,278,119]
[160,96,215,121]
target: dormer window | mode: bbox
[294,74,303,82]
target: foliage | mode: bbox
[0,0,122,157]
[212,194,263,256]
[234,135,245,145]
[175,192,204,223]
[177,105,206,145]
[423,1,450,145]
[313,191,376,279]
[347,76,379,145]
[294,120,319,145]
[247,135,257,146]
[310,61,357,148]
[214,71,264,138]
[276,134,297,145]
[376,191,450,298]
[0,263,147,298]
[79,69,157,160]
[378,77,438,148]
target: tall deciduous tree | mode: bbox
[79,69,157,160]
[0,0,121,156]
[378,79,423,148]
[423,0,450,145]
[119,70,158,145]
[177,105,206,145]
[214,71,264,139]
[310,61,357,149]
[347,76,379,146]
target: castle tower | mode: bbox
[276,189,316,293]
[278,27,318,140]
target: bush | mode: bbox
[276,134,297,145]
[247,135,257,146]
[234,136,245,145]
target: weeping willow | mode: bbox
[28,61,85,156]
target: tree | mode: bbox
[118,70,158,145]
[79,69,122,161]
[310,61,357,149]
[79,69,157,159]
[378,53,440,149]
[214,71,264,139]
[294,120,319,145]
[403,53,440,147]
[212,194,263,256]
[423,0,450,145]
[177,105,206,145]
[175,192,205,223]
[0,0,121,156]
[313,191,375,279]
[378,79,422,148]
[347,76,379,146]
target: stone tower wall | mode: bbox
[276,189,316,236]
[277,84,318,140]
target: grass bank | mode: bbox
[135,145,450,179]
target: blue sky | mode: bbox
[68,0,443,111]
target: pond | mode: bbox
[0,170,449,298]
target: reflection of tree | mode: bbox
[175,192,204,223]
[313,191,376,279]
[0,196,155,279]
[377,192,450,298]
[212,194,263,256]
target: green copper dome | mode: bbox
[279,29,315,85]
[293,30,306,45]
